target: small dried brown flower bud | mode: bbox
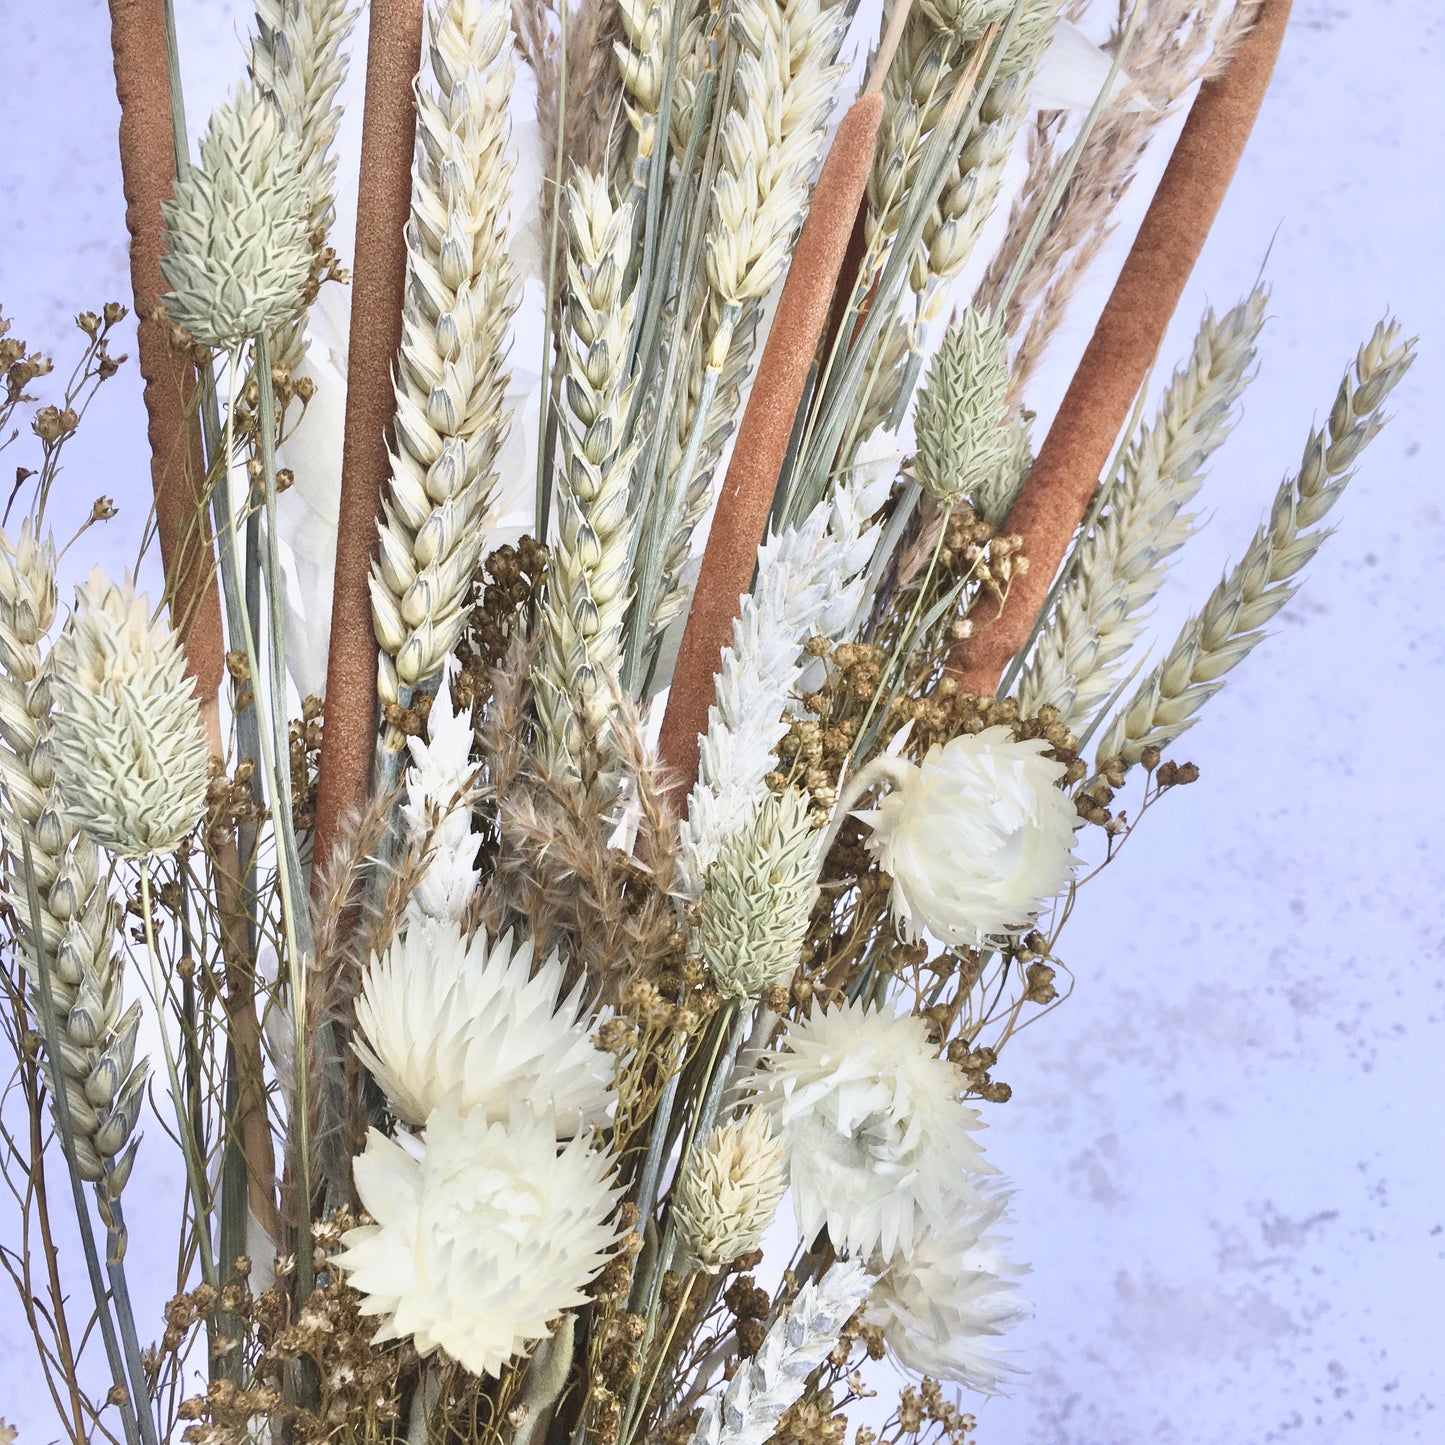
[1175,762,1200,785]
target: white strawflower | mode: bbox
[401,669,479,924]
[160,86,312,346]
[856,727,1076,948]
[865,1195,1029,1394]
[352,920,614,1135]
[673,1111,788,1272]
[335,1101,621,1377]
[752,1000,990,1261]
[48,571,210,858]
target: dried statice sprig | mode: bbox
[1020,287,1267,728]
[679,479,878,894]
[912,306,1018,519]
[641,0,849,645]
[0,527,145,1204]
[534,172,639,769]
[371,0,518,723]
[697,788,820,999]
[48,572,210,860]
[672,1109,787,1271]
[688,1261,871,1445]
[1097,318,1416,769]
[160,86,312,348]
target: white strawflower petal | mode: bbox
[673,1110,788,1272]
[752,999,991,1262]
[352,919,614,1135]
[401,668,480,923]
[861,726,1077,948]
[335,1102,622,1378]
[48,571,210,858]
[865,1194,1029,1394]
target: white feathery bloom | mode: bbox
[673,1110,788,1272]
[689,1260,871,1445]
[752,1000,990,1261]
[48,571,210,859]
[865,1194,1029,1394]
[401,669,479,923]
[352,920,614,1135]
[335,1101,621,1377]
[160,86,312,347]
[857,727,1076,948]
[679,476,884,894]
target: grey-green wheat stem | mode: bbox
[1021,287,1267,727]
[1096,318,1416,770]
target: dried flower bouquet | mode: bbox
[0,0,1414,1441]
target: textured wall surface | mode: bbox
[0,1,1439,1439]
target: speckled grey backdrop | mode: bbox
[0,2,1440,1440]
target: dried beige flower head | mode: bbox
[161,86,312,346]
[698,788,819,999]
[673,1110,788,1272]
[335,1102,621,1377]
[857,726,1076,947]
[753,999,991,1261]
[48,571,209,858]
[912,308,1015,517]
[352,919,614,1135]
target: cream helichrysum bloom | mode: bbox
[865,1194,1028,1395]
[697,789,820,1000]
[673,1110,788,1272]
[857,726,1076,948]
[335,1101,621,1377]
[753,999,990,1262]
[48,571,209,859]
[160,86,312,347]
[352,919,614,1135]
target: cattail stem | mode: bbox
[946,0,1293,696]
[107,0,225,699]
[311,0,425,884]
[657,95,884,791]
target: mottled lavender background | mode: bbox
[0,1,1440,1439]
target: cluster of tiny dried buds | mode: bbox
[289,697,324,830]
[1079,746,1200,833]
[203,755,264,847]
[455,537,550,713]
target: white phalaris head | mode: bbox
[352,919,615,1136]
[160,86,312,346]
[334,1101,621,1378]
[672,1109,788,1272]
[865,1193,1029,1395]
[752,998,992,1262]
[48,571,210,858]
[856,726,1077,949]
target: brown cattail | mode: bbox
[946,0,1293,697]
[658,95,884,792]
[107,0,225,699]
[311,0,426,885]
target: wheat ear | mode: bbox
[1020,287,1266,726]
[533,171,639,769]
[0,526,145,1219]
[1096,318,1415,769]
[370,0,519,728]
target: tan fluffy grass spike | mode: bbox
[657,93,883,792]
[312,0,425,886]
[946,0,1293,698]
[108,0,225,700]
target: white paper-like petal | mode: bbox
[1031,19,1150,112]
